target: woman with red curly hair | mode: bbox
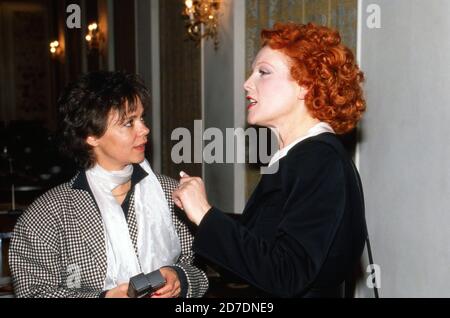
[173,23,367,298]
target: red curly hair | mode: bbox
[261,22,365,134]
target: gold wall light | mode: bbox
[49,40,61,58]
[182,0,221,49]
[85,22,103,51]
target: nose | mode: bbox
[139,121,150,137]
[243,74,254,92]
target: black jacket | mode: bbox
[193,133,367,297]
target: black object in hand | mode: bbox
[127,269,166,298]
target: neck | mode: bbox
[271,116,321,150]
[112,181,131,195]
[95,160,129,173]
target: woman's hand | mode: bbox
[104,283,129,298]
[150,267,181,298]
[172,172,212,226]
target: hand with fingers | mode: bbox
[150,267,181,298]
[172,171,212,226]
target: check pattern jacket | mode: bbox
[9,173,208,298]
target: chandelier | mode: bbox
[183,0,221,49]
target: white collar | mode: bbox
[268,122,335,167]
[88,164,133,192]
[86,159,181,289]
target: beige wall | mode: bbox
[358,0,450,297]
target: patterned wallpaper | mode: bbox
[246,0,357,74]
[245,0,358,198]
[246,0,304,77]
[13,10,50,122]
[0,3,51,125]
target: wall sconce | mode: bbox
[49,40,61,58]
[85,22,102,51]
[182,0,220,49]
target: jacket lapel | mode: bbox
[70,173,107,275]
[126,192,139,257]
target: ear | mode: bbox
[298,86,308,101]
[86,136,99,147]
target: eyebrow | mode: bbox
[252,61,274,70]
[125,112,145,120]
[119,110,145,124]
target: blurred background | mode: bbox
[2,0,449,298]
[0,0,359,297]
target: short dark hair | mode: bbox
[57,71,150,169]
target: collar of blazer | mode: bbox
[68,171,108,282]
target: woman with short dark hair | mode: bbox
[9,71,208,298]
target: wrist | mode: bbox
[196,205,212,226]
[203,203,212,215]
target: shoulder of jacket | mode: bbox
[278,136,348,186]
[286,136,342,165]
[18,181,75,226]
[155,173,179,192]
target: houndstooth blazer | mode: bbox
[9,172,209,298]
